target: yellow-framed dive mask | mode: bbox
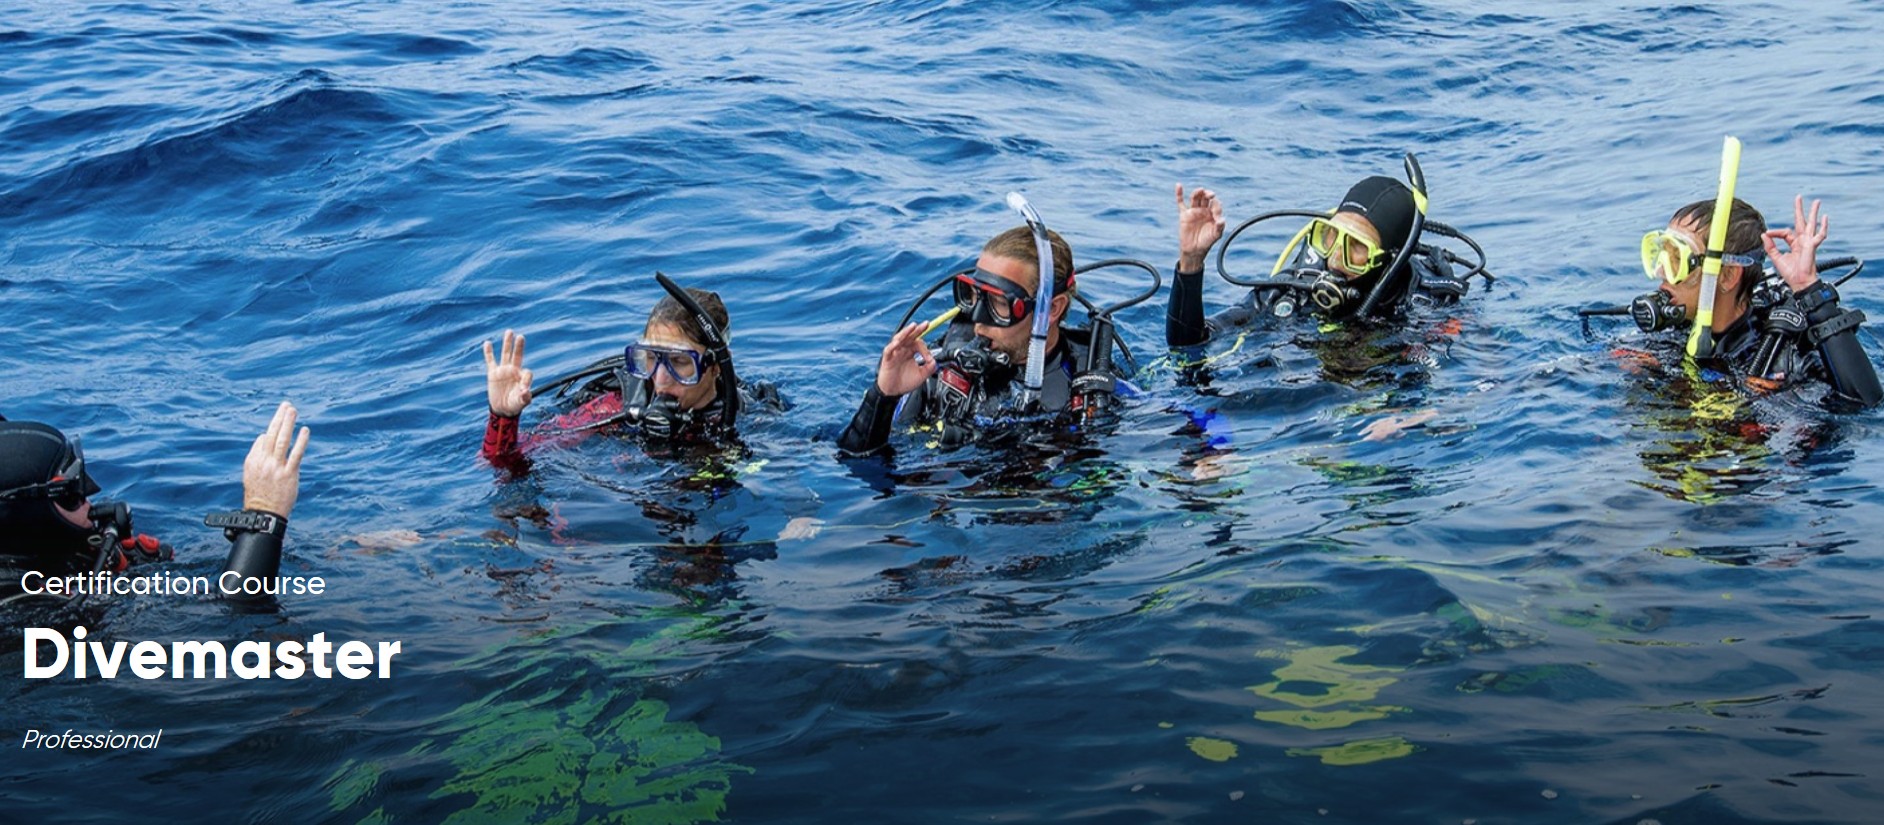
[1639,228,1762,285]
[1292,217,1387,274]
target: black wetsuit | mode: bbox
[838,322,1113,455]
[1717,275,1882,408]
[1167,252,1470,348]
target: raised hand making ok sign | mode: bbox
[482,329,535,418]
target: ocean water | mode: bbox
[6,1,1884,822]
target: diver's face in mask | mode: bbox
[1655,219,1749,332]
[55,497,91,529]
[972,253,1069,365]
[641,321,720,411]
[1325,212,1385,279]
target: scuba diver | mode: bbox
[1580,139,1879,409]
[1,402,310,611]
[1166,153,1491,348]
[1590,193,1882,408]
[837,194,1158,455]
[479,273,785,475]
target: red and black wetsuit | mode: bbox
[482,389,627,476]
[480,369,773,474]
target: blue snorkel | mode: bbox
[1005,191,1056,410]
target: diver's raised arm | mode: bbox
[218,401,309,606]
[1169,184,1223,348]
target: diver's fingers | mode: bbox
[265,401,292,445]
[260,401,280,441]
[887,323,926,364]
[249,430,272,467]
[1174,183,1185,209]
[287,426,310,471]
[913,336,938,376]
[272,402,297,457]
[894,321,924,348]
[510,331,526,368]
[482,339,497,371]
[1792,194,1807,230]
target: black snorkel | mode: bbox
[655,271,740,428]
[1353,152,1429,319]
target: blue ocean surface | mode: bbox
[6,1,1884,822]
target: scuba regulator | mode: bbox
[1629,290,1688,333]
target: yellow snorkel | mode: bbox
[1685,136,1742,360]
[922,306,960,336]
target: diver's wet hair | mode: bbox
[983,225,1075,293]
[646,287,730,348]
[1672,197,1766,304]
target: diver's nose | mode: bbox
[651,369,683,398]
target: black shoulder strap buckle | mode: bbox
[1806,308,1865,348]
[204,510,287,541]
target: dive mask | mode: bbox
[952,268,1035,328]
[1639,228,1763,285]
[625,343,714,385]
[1277,217,1387,277]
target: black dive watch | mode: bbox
[204,509,288,541]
